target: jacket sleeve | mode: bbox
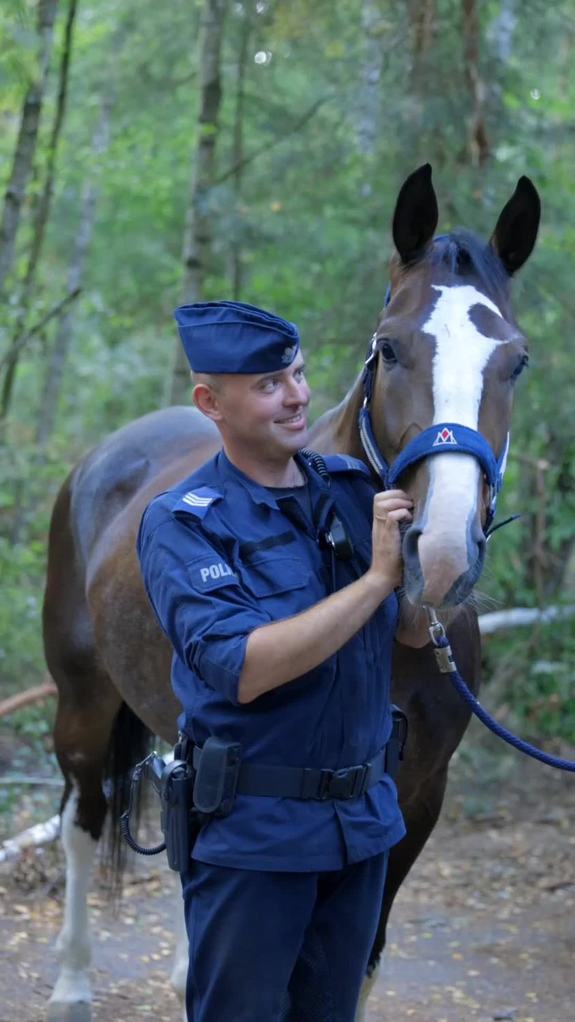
[137,509,272,705]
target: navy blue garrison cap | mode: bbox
[174,300,300,374]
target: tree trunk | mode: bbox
[0,0,77,423]
[408,0,435,88]
[230,3,253,300]
[356,0,386,155]
[0,0,60,298]
[405,0,437,164]
[461,0,490,167]
[169,0,229,406]
[35,98,111,448]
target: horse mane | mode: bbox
[429,229,509,295]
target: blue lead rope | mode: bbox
[427,610,575,773]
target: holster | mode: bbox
[159,759,197,872]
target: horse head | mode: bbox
[368,164,540,609]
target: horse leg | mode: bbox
[355,767,449,1022]
[48,683,121,1022]
[170,882,189,1020]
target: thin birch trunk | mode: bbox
[0,0,60,297]
[230,4,252,300]
[169,0,228,406]
[0,0,77,422]
[35,98,110,448]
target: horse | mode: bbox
[43,163,540,1021]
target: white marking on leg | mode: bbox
[356,968,378,1021]
[49,786,98,1012]
[170,877,189,1005]
[419,285,505,600]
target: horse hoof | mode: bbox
[47,1002,91,1022]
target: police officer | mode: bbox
[137,301,421,1022]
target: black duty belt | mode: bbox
[191,708,407,801]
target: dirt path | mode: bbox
[1,726,574,1022]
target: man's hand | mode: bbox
[239,488,415,703]
[368,489,413,591]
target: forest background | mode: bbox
[0,0,574,794]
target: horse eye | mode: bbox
[379,340,397,365]
[511,353,529,381]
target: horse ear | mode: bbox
[490,176,541,275]
[392,163,439,265]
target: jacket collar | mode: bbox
[215,448,331,510]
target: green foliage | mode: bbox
[0,0,574,747]
[0,537,44,686]
[482,618,575,744]
[0,442,65,691]
[0,703,59,836]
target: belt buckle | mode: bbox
[349,763,368,798]
[319,765,368,800]
[317,769,334,800]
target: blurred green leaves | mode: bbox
[0,0,573,741]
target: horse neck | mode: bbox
[311,373,365,459]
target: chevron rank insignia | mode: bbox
[172,486,222,519]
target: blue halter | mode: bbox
[358,288,510,534]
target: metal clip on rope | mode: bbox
[427,610,456,673]
[426,608,575,773]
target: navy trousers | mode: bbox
[180,852,388,1022]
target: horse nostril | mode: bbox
[403,523,422,567]
[473,531,486,570]
[470,522,486,560]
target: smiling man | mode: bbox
[137,300,415,1022]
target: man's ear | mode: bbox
[193,382,223,422]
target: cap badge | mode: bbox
[281,345,296,365]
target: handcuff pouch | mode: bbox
[193,737,242,816]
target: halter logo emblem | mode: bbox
[432,427,458,447]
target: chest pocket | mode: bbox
[239,555,311,597]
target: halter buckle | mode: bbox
[363,332,378,367]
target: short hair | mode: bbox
[191,371,223,393]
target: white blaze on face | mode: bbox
[419,284,505,599]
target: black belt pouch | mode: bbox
[193,737,242,816]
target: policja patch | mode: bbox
[191,555,239,593]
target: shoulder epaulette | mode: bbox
[171,485,223,520]
[322,454,371,478]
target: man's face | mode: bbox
[210,352,311,462]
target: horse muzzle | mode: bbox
[402,517,486,608]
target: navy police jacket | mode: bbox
[137,449,405,871]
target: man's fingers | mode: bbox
[374,497,414,515]
[381,489,412,500]
[374,490,413,506]
[373,507,413,524]
[387,508,413,523]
